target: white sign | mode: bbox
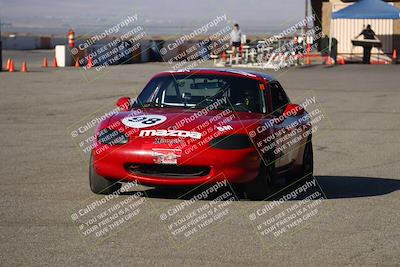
[122,114,167,128]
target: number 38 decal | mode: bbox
[122,114,167,128]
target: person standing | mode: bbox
[230,23,242,57]
[355,24,378,64]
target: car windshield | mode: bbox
[134,74,266,113]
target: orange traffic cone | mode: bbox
[338,56,346,65]
[326,57,334,65]
[21,62,28,72]
[306,55,311,65]
[42,57,48,68]
[6,59,11,70]
[87,57,93,69]
[8,60,15,72]
[52,57,58,68]
[75,58,80,68]
[392,49,397,64]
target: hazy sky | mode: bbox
[0,0,310,34]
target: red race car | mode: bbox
[90,68,313,200]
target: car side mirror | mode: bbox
[283,103,304,117]
[116,97,131,111]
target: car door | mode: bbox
[269,81,299,169]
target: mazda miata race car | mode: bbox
[90,68,313,200]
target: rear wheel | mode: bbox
[300,140,313,178]
[245,157,274,200]
[89,153,121,194]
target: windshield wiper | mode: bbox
[139,102,176,108]
[193,99,214,109]
[215,104,252,113]
[140,102,162,107]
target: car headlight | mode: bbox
[98,129,129,145]
[209,134,252,150]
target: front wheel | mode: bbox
[300,140,313,178]
[245,158,274,200]
[89,153,121,194]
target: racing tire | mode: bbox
[300,140,313,179]
[89,153,121,195]
[245,157,274,200]
[231,184,246,200]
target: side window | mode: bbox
[270,82,289,114]
[136,78,163,105]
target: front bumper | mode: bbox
[92,143,260,186]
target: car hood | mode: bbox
[107,107,264,136]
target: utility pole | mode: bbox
[303,0,309,55]
[0,17,3,71]
[304,0,308,34]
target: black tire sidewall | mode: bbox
[245,156,274,200]
[302,140,314,178]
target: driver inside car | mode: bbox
[229,87,260,112]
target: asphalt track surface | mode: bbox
[1,50,399,266]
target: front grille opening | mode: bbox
[126,164,210,178]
